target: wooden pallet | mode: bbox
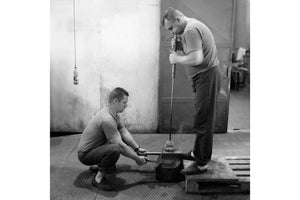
[185,156,250,194]
[225,156,250,193]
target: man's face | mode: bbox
[164,18,184,35]
[115,95,128,113]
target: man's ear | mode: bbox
[176,17,180,23]
[113,98,118,104]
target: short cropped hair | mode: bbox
[108,87,129,103]
[161,7,185,26]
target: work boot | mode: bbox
[92,176,114,191]
[181,161,208,175]
[182,150,195,160]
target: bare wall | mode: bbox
[233,0,250,49]
[50,0,161,132]
[50,0,249,133]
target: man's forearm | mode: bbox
[172,49,203,66]
[178,50,203,65]
[120,129,139,150]
[109,134,140,162]
[118,142,139,161]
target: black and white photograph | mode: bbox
[3,0,300,200]
[50,0,250,199]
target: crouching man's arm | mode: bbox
[109,134,148,165]
[119,127,148,154]
[102,119,148,165]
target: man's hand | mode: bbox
[169,51,181,64]
[171,37,176,51]
[137,147,148,154]
[171,36,183,51]
[135,156,149,166]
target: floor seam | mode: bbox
[64,137,80,161]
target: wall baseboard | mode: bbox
[50,131,82,138]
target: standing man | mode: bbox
[162,7,222,175]
[78,87,148,191]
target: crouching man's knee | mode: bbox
[108,144,121,160]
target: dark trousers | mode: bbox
[78,144,121,174]
[192,66,222,166]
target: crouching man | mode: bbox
[78,87,148,191]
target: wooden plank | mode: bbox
[225,156,250,160]
[230,164,250,170]
[235,171,250,176]
[227,160,250,165]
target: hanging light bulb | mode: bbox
[73,0,79,85]
[73,65,79,85]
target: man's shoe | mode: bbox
[181,162,208,175]
[181,150,195,160]
[92,177,114,191]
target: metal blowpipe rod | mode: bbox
[169,63,176,140]
[164,34,178,152]
[169,34,177,141]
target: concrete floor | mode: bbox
[50,86,250,200]
[228,85,250,131]
[51,133,249,200]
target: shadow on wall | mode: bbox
[51,90,94,132]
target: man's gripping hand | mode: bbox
[135,156,149,166]
[137,147,148,154]
[171,35,183,51]
[135,147,148,155]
